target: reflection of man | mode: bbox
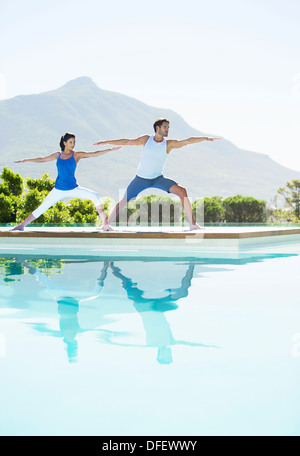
[110,262,214,364]
[94,118,220,230]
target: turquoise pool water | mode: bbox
[0,250,300,436]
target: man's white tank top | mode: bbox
[136,136,168,179]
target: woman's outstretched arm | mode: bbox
[14,152,60,163]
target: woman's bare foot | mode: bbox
[10,224,25,231]
[10,214,35,232]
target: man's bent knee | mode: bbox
[171,185,187,199]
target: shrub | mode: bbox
[193,197,225,223]
[26,173,55,193]
[0,194,16,223]
[223,195,267,223]
[0,167,24,196]
[117,195,183,225]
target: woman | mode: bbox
[11,132,120,231]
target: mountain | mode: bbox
[0,76,299,203]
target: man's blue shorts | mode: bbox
[124,175,177,201]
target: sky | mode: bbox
[1,0,300,171]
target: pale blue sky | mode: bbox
[1,0,300,171]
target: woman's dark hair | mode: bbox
[60,133,75,151]
[153,118,170,132]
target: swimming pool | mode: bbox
[0,248,300,436]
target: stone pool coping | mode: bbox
[1,225,300,239]
[0,226,299,259]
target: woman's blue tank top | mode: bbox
[54,151,78,190]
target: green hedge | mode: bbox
[3,167,299,225]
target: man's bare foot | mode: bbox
[10,225,25,231]
[100,224,114,231]
[189,223,204,230]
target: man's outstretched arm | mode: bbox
[167,136,221,153]
[93,135,149,147]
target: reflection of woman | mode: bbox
[26,260,109,303]
[19,259,110,363]
[11,133,121,231]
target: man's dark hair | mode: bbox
[153,118,170,132]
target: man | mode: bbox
[94,118,220,230]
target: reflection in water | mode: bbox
[57,297,79,362]
[0,253,297,364]
[19,260,110,363]
[109,262,216,364]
